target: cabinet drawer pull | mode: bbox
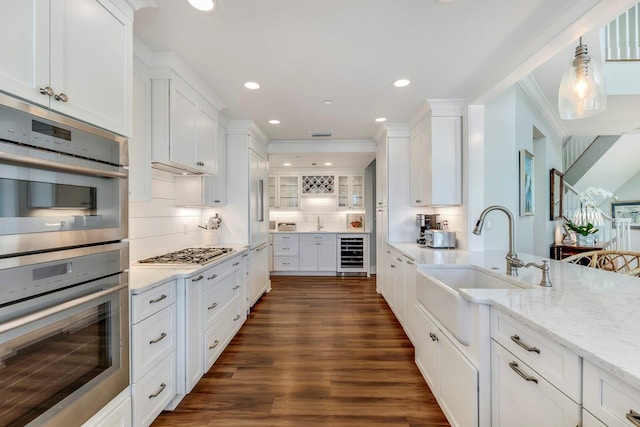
[233,262,240,266]
[283,247,289,250]
[208,274,218,280]
[386,250,391,254]
[233,315,241,321]
[233,285,240,290]
[415,199,422,203]
[509,361,538,383]
[149,383,166,399]
[511,334,540,353]
[627,410,640,426]
[429,332,438,342]
[192,275,204,282]
[397,257,403,262]
[208,302,218,310]
[209,340,220,349]
[149,294,167,304]
[390,264,396,268]
[196,161,205,166]
[406,261,414,265]
[149,332,167,344]
[242,253,249,257]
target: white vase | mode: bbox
[577,234,595,246]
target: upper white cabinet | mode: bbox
[337,174,364,209]
[375,135,388,207]
[0,0,132,136]
[409,100,463,206]
[151,78,218,175]
[269,175,300,209]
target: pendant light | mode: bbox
[557,37,607,120]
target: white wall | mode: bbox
[480,84,563,257]
[604,169,640,251]
[129,170,207,261]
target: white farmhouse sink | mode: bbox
[416,265,530,346]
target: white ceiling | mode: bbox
[132,0,640,167]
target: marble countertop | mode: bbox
[129,244,248,295]
[389,242,640,390]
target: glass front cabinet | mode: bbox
[337,175,364,209]
[269,175,300,209]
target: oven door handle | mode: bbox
[0,151,127,179]
[0,283,127,335]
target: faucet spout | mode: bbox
[473,205,521,275]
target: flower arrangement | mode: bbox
[563,216,598,236]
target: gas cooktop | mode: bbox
[137,247,234,265]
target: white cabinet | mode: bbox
[249,244,269,306]
[0,0,132,136]
[269,175,300,209]
[129,60,152,202]
[490,309,581,427]
[81,389,131,427]
[300,233,337,271]
[415,304,478,427]
[375,207,387,291]
[272,233,300,271]
[401,255,417,345]
[184,254,245,393]
[151,78,218,175]
[249,149,268,246]
[131,280,177,427]
[409,101,462,206]
[491,341,580,427]
[376,136,388,207]
[583,360,640,427]
[337,174,364,209]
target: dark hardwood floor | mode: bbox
[152,275,450,427]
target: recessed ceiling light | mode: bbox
[375,117,387,123]
[268,119,280,125]
[324,162,332,166]
[244,82,260,90]
[323,100,333,105]
[283,163,291,166]
[188,0,217,12]
[393,79,411,88]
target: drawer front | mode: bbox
[274,233,299,243]
[583,409,607,427]
[491,309,581,402]
[274,242,299,256]
[203,268,241,329]
[133,352,176,427]
[131,280,176,324]
[584,360,640,427]
[273,256,299,271]
[491,341,581,427]
[204,297,243,371]
[132,304,176,382]
[300,233,336,243]
[200,256,242,289]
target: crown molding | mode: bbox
[518,74,568,138]
[268,139,376,154]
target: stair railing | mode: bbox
[605,2,640,61]
[563,183,631,250]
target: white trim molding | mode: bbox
[518,74,568,138]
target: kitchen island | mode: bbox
[388,242,640,427]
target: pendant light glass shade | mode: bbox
[557,38,607,120]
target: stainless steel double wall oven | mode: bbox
[0,94,129,426]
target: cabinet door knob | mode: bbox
[54,92,68,102]
[196,161,205,166]
[39,86,54,96]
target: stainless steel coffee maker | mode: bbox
[416,214,438,245]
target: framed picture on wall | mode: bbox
[549,168,564,221]
[611,201,640,229]
[519,149,534,216]
[347,213,364,230]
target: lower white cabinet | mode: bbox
[299,233,336,271]
[415,304,478,427]
[185,254,245,392]
[491,340,580,427]
[131,280,177,427]
[81,388,131,427]
[582,409,607,427]
[401,255,417,345]
[583,359,640,427]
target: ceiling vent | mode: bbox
[310,131,333,137]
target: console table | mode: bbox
[550,241,609,261]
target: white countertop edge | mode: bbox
[270,230,371,234]
[129,244,249,295]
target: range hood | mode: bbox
[151,161,205,175]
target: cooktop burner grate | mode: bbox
[138,247,234,265]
